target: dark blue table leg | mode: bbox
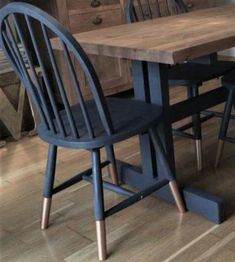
[119,60,225,224]
[147,62,175,175]
[131,61,158,180]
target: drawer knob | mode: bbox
[91,0,101,8]
[92,16,103,25]
[187,3,194,9]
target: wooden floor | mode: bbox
[1,83,235,262]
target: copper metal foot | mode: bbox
[195,139,203,171]
[215,140,225,168]
[96,220,107,261]
[169,180,186,213]
[41,197,52,230]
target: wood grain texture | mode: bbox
[52,5,235,64]
[69,6,123,33]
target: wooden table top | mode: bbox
[52,5,235,65]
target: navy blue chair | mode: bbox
[0,3,186,260]
[126,0,235,171]
[215,71,235,167]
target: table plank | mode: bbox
[52,5,235,64]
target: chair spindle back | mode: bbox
[0,3,114,141]
[126,0,187,23]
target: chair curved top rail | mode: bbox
[126,0,188,23]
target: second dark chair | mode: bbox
[126,0,235,171]
[215,71,235,167]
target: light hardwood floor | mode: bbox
[1,82,235,262]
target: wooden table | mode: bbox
[52,4,235,223]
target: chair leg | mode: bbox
[215,140,224,168]
[41,144,57,230]
[187,85,203,171]
[169,180,186,213]
[92,149,107,261]
[195,139,203,172]
[96,220,107,261]
[215,89,235,167]
[105,146,119,185]
[149,128,186,213]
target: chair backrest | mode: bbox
[126,0,187,23]
[0,3,114,140]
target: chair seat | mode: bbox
[38,98,162,149]
[169,61,235,86]
[222,71,235,90]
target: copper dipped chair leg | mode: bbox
[106,146,119,185]
[41,197,52,230]
[215,140,225,168]
[169,180,186,213]
[148,128,186,214]
[195,139,203,172]
[96,220,107,261]
[109,163,119,185]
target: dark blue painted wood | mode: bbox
[170,87,228,123]
[43,145,57,198]
[92,150,105,221]
[147,62,175,175]
[202,110,235,120]
[105,179,169,218]
[0,3,163,150]
[0,3,184,236]
[173,110,215,139]
[118,160,225,224]
[155,185,224,224]
[183,187,225,224]
[218,73,235,145]
[119,60,228,223]
[83,175,134,197]
[126,0,187,23]
[156,185,225,224]
[126,0,235,143]
[131,61,157,179]
[0,3,115,141]
[53,160,110,195]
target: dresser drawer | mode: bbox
[68,0,119,10]
[69,8,122,33]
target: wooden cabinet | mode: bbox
[67,0,119,10]
[66,1,131,101]
[28,0,131,104]
[68,1,123,33]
